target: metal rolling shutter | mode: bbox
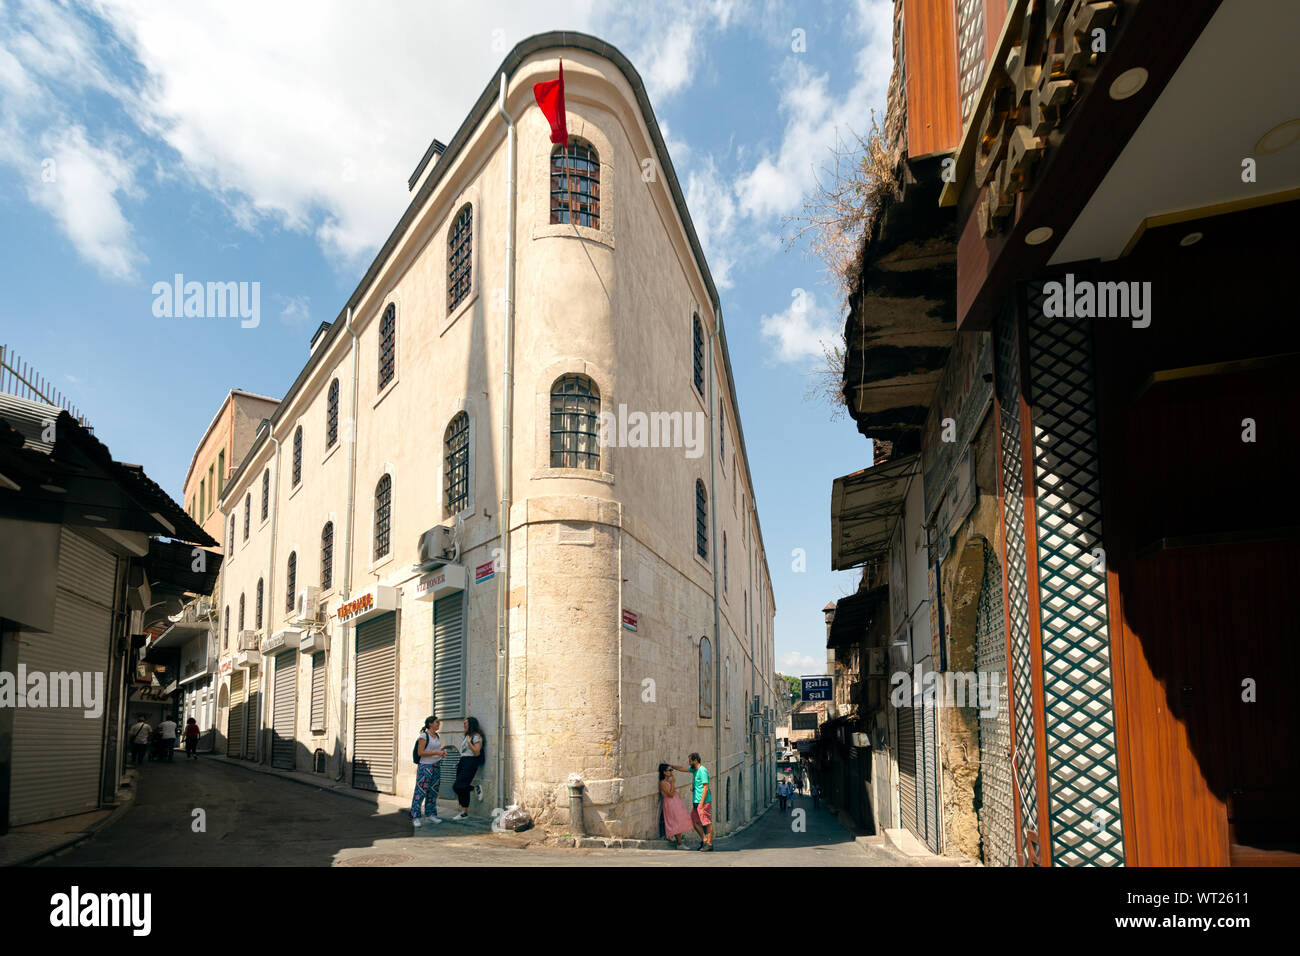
[433,593,464,720]
[244,664,260,760]
[976,547,1015,866]
[897,698,918,836]
[227,670,245,757]
[310,652,326,732]
[353,614,397,792]
[9,529,115,826]
[923,692,940,853]
[271,651,298,769]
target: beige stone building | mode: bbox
[213,32,777,838]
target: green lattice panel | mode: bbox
[1025,285,1124,867]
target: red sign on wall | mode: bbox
[621,609,638,631]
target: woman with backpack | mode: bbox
[451,716,486,820]
[411,715,447,828]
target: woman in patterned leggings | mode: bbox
[411,715,446,827]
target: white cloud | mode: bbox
[760,288,840,364]
[279,294,311,326]
[778,651,821,675]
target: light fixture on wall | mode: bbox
[1109,67,1148,101]
[1025,226,1054,245]
[1179,231,1203,247]
[1255,118,1300,155]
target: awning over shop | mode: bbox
[151,619,209,651]
[830,454,919,571]
[828,585,888,648]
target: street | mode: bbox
[42,757,915,867]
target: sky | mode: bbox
[0,0,888,679]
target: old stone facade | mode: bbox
[212,34,777,840]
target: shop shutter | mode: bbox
[310,652,326,732]
[8,529,115,827]
[271,651,298,769]
[897,695,918,836]
[353,614,397,792]
[976,546,1015,866]
[923,691,940,853]
[433,593,465,719]
[244,664,260,760]
[227,670,246,757]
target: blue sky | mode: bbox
[0,0,888,677]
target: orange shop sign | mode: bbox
[335,585,398,624]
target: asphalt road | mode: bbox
[42,756,910,867]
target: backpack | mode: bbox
[412,732,432,766]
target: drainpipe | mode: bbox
[495,72,518,809]
[336,307,359,781]
[262,431,281,764]
[707,321,722,822]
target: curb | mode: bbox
[545,798,779,850]
[14,771,140,867]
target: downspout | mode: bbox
[262,431,281,764]
[336,307,359,781]
[496,72,517,809]
[707,320,722,822]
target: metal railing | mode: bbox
[0,343,91,429]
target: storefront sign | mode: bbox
[415,564,467,601]
[621,609,638,631]
[261,629,302,654]
[475,560,496,584]
[217,656,232,677]
[335,585,398,624]
[801,676,833,702]
[180,634,213,685]
[128,685,173,703]
[792,712,820,731]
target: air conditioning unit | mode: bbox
[750,694,761,715]
[295,586,322,623]
[194,599,212,618]
[238,630,260,651]
[418,525,457,568]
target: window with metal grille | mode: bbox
[292,426,303,486]
[378,306,396,391]
[447,204,472,312]
[719,398,725,462]
[239,592,245,631]
[261,469,269,521]
[229,514,235,552]
[224,608,229,649]
[327,378,339,447]
[444,412,469,516]
[550,139,600,228]
[699,636,713,719]
[243,493,250,540]
[692,315,704,395]
[723,531,728,592]
[256,578,263,629]
[956,0,987,126]
[286,551,296,611]
[310,652,326,732]
[549,374,600,469]
[321,522,333,590]
[374,474,392,559]
[695,479,708,559]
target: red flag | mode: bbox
[533,59,569,145]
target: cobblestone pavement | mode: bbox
[41,757,918,866]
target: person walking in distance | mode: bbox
[777,778,789,812]
[158,714,178,763]
[451,717,486,820]
[811,782,820,810]
[669,753,714,851]
[183,717,200,760]
[411,715,447,828]
[127,715,151,766]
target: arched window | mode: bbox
[549,374,600,470]
[444,412,470,517]
[447,204,472,312]
[243,493,250,540]
[726,777,731,821]
[695,479,708,559]
[256,578,263,629]
[238,592,245,632]
[550,139,600,228]
[321,522,334,590]
[228,513,235,552]
[292,426,303,486]
[224,607,230,649]
[261,468,270,521]
[327,378,340,447]
[723,531,728,591]
[374,474,392,559]
[286,551,297,611]
[699,635,713,719]
[378,306,396,391]
[692,314,704,395]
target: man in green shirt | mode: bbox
[670,752,713,851]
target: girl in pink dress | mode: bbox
[659,763,693,848]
